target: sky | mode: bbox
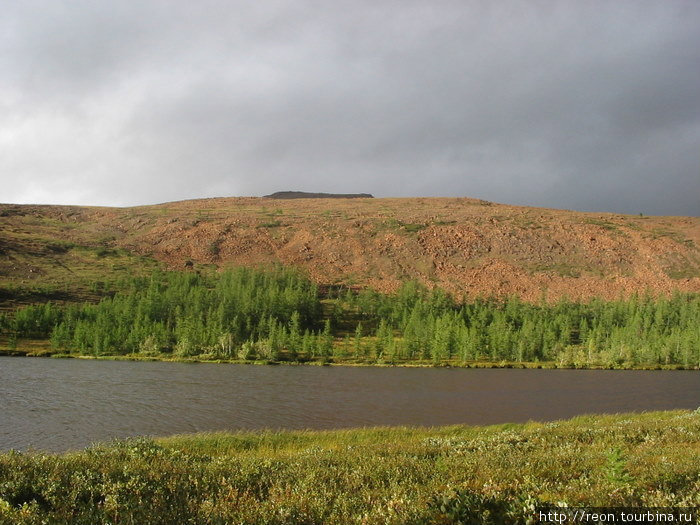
[1,1,699,216]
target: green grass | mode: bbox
[1,410,698,524]
[403,223,426,233]
[583,218,621,231]
[666,266,700,280]
[0,247,162,308]
[373,218,427,235]
[661,252,700,280]
[258,220,283,228]
[650,228,694,246]
[0,221,163,308]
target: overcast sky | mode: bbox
[1,1,699,215]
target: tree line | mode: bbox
[1,268,699,366]
[1,267,321,360]
[332,282,700,367]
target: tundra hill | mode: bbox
[1,196,699,307]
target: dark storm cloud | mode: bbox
[1,1,699,215]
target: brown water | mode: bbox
[1,357,698,452]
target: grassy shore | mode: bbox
[2,341,698,370]
[1,410,699,524]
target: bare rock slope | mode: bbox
[1,197,699,303]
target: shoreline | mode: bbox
[1,347,696,370]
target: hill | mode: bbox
[1,196,699,307]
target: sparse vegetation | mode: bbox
[650,228,693,245]
[584,218,621,231]
[402,223,426,233]
[207,240,221,257]
[2,198,700,306]
[666,267,700,280]
[258,220,282,228]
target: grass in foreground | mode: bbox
[1,411,699,524]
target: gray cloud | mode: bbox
[1,1,699,215]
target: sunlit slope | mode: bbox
[1,197,699,305]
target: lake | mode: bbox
[1,356,698,452]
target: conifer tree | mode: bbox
[354,322,364,358]
[319,319,333,359]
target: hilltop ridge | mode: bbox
[1,196,699,306]
[263,191,374,199]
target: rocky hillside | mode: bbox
[1,196,699,305]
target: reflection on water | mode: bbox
[0,357,698,451]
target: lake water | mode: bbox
[1,356,698,452]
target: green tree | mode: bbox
[354,323,364,358]
[318,319,333,360]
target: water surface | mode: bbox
[1,357,698,451]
